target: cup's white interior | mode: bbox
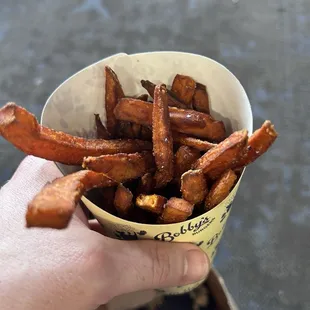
[41,51,253,175]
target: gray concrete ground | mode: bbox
[0,1,309,309]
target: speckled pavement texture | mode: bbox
[0,1,309,309]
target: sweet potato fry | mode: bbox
[137,94,149,101]
[233,120,278,169]
[192,83,210,114]
[114,184,133,217]
[0,103,152,165]
[169,107,225,142]
[174,146,201,181]
[137,173,155,194]
[205,169,237,210]
[171,74,196,107]
[94,114,111,139]
[26,170,117,229]
[105,66,125,137]
[193,129,248,179]
[136,194,167,215]
[141,80,188,109]
[181,170,208,205]
[152,84,174,188]
[172,132,216,151]
[159,197,194,224]
[114,99,226,141]
[83,151,155,182]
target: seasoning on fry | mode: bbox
[136,194,167,215]
[172,132,216,151]
[152,84,174,188]
[26,170,117,229]
[181,170,208,205]
[0,103,152,165]
[159,197,194,224]
[205,169,237,210]
[171,74,196,107]
[114,184,133,217]
[193,129,248,179]
[114,98,226,141]
[83,151,155,183]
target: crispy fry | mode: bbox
[171,74,196,107]
[233,120,278,169]
[192,82,210,114]
[172,132,216,151]
[205,170,237,210]
[193,129,248,179]
[181,170,208,205]
[141,80,188,109]
[136,194,167,215]
[0,103,152,165]
[174,146,201,181]
[114,99,226,141]
[137,94,149,101]
[159,197,194,224]
[105,66,125,137]
[83,152,155,182]
[114,184,133,217]
[26,170,117,229]
[137,173,155,194]
[152,84,174,188]
[94,114,111,139]
[169,107,225,141]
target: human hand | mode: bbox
[0,156,210,310]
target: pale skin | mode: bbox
[0,156,210,310]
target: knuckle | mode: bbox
[151,243,171,286]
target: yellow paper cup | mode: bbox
[41,52,253,295]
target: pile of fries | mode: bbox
[0,67,278,229]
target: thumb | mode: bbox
[100,238,210,298]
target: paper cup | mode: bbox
[41,52,253,295]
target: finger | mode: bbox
[97,238,210,299]
[88,219,106,235]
